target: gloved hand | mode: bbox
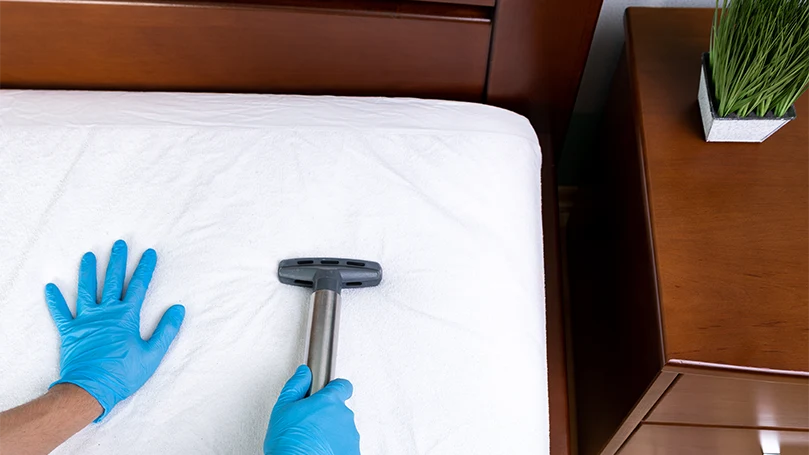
[265,365,361,455]
[45,240,185,421]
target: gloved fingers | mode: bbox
[76,252,98,315]
[124,249,157,308]
[316,378,354,403]
[101,240,128,303]
[45,283,73,331]
[275,365,312,407]
[146,304,186,355]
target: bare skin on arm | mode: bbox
[0,240,184,454]
[0,384,102,455]
[0,240,359,455]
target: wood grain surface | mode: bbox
[619,423,809,455]
[486,0,603,154]
[568,8,809,455]
[598,372,679,455]
[0,0,491,100]
[647,372,809,429]
[178,0,493,20]
[626,7,809,373]
[0,1,605,452]
[410,0,494,6]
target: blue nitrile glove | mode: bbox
[265,365,361,455]
[45,240,185,421]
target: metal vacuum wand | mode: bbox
[278,258,382,395]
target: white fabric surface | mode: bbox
[0,90,548,455]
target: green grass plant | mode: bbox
[710,0,809,117]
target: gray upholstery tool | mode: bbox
[278,258,382,395]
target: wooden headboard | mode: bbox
[0,1,602,453]
[0,0,600,155]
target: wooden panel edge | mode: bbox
[599,371,679,455]
[485,0,603,156]
[0,0,490,98]
[663,362,809,384]
[540,134,571,455]
[0,0,493,23]
[641,421,809,433]
[623,7,667,365]
[411,0,494,7]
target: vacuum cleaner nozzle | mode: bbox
[278,257,383,395]
[278,258,382,292]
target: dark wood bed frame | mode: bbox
[0,1,602,452]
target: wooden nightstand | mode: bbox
[567,7,808,455]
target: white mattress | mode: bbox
[0,91,548,455]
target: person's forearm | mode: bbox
[0,384,101,455]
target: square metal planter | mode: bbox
[698,53,796,142]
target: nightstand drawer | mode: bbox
[647,373,809,429]
[619,424,809,455]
